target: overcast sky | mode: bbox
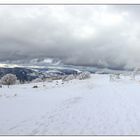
[0,5,140,69]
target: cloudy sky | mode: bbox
[0,5,140,69]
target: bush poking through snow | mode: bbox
[1,74,17,87]
[77,72,91,80]
[116,74,120,79]
[110,74,120,81]
[33,85,38,88]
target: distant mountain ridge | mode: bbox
[1,58,62,67]
[0,66,81,83]
[0,58,132,83]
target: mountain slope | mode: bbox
[0,74,140,135]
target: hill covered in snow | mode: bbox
[0,74,140,135]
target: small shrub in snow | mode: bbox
[14,94,17,97]
[110,74,115,81]
[33,85,38,88]
[77,72,91,80]
[116,74,120,79]
[130,68,140,80]
[109,74,120,81]
[1,74,17,87]
[131,70,138,80]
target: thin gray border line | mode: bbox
[0,3,140,5]
[0,134,139,136]
[0,3,139,137]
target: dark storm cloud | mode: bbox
[0,5,140,69]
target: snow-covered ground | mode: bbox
[1,74,140,135]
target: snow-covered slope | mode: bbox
[0,74,140,135]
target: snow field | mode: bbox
[0,74,140,135]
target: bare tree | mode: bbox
[1,74,17,87]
